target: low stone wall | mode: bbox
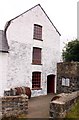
[0,95,28,118]
[50,91,79,118]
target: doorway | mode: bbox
[47,74,55,93]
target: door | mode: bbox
[47,74,55,93]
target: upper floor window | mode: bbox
[33,24,42,40]
[32,47,41,65]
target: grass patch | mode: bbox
[65,100,79,118]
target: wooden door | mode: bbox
[47,75,55,93]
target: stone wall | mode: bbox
[57,62,79,93]
[50,91,79,118]
[0,95,28,118]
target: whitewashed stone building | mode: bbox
[1,4,61,97]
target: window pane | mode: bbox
[66,78,70,86]
[32,72,41,89]
[62,78,66,86]
[32,48,41,64]
[33,24,42,40]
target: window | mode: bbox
[62,78,70,86]
[33,24,42,40]
[32,72,41,89]
[32,47,41,65]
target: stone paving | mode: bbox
[25,93,54,118]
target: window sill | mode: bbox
[62,85,70,87]
[32,88,42,90]
[32,63,42,65]
[33,38,43,41]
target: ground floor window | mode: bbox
[62,78,70,86]
[32,72,41,89]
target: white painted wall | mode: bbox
[0,53,8,96]
[6,5,60,96]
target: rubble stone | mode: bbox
[57,62,79,93]
[0,95,28,118]
[50,91,79,118]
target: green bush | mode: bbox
[65,100,79,118]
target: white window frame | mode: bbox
[62,78,70,86]
[65,78,70,86]
[62,78,66,86]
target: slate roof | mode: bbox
[0,30,9,52]
[5,4,61,36]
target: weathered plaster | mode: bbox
[0,53,8,96]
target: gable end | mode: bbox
[4,4,61,36]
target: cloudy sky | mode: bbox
[0,0,78,51]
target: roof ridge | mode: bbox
[5,4,61,36]
[39,5,61,36]
[9,4,41,21]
